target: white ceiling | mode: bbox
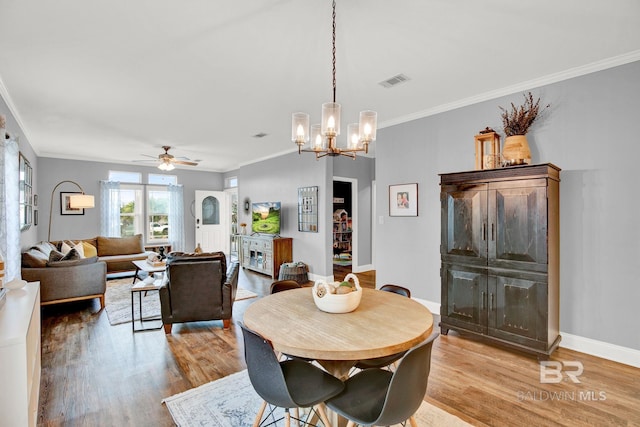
[1,0,639,172]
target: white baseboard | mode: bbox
[414,298,640,369]
[560,332,640,368]
[352,264,374,273]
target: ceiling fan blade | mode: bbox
[140,154,158,159]
[172,160,198,166]
[132,159,159,163]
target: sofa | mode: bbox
[159,251,240,333]
[21,241,107,307]
[21,234,155,307]
[52,234,154,274]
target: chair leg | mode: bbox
[315,404,333,427]
[163,324,172,334]
[292,408,300,427]
[409,415,418,427]
[285,408,291,427]
[346,421,356,427]
[252,400,267,427]
[223,318,231,329]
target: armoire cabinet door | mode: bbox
[441,183,488,267]
[488,179,548,272]
[441,263,487,334]
[487,272,549,350]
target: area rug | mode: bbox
[105,279,258,326]
[162,369,472,427]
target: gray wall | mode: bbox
[36,157,224,251]
[375,60,640,351]
[239,152,333,277]
[333,155,375,266]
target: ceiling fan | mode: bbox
[136,146,200,170]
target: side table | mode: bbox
[131,259,166,284]
[131,279,163,332]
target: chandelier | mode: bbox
[292,0,377,159]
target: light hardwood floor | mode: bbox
[37,268,640,426]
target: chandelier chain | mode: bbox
[332,0,337,103]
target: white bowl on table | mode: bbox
[312,273,362,314]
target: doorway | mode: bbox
[333,179,355,279]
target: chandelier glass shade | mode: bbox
[292,0,377,159]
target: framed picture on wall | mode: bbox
[389,183,418,217]
[61,192,85,215]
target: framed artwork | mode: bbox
[389,183,418,217]
[298,186,318,232]
[61,192,85,215]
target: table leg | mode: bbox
[132,266,141,284]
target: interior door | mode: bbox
[195,191,229,254]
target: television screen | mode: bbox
[251,202,281,235]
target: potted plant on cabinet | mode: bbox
[499,92,549,166]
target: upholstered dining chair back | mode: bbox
[379,283,411,298]
[270,280,302,294]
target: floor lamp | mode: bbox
[48,180,95,241]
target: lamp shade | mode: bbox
[69,194,95,209]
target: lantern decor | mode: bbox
[474,127,501,170]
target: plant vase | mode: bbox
[502,135,531,166]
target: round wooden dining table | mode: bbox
[243,287,434,380]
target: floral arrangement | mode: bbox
[499,92,549,137]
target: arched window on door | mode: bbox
[202,196,220,225]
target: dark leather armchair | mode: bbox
[159,251,239,333]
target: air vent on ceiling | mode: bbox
[253,132,268,138]
[379,73,411,88]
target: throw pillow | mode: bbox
[61,240,86,258]
[21,248,50,268]
[49,248,81,263]
[81,241,98,258]
[48,249,65,263]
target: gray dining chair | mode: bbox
[326,332,438,427]
[353,284,412,371]
[240,323,344,427]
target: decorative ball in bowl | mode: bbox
[312,273,362,314]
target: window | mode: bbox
[147,186,169,242]
[109,170,141,183]
[148,173,177,185]
[225,176,238,188]
[118,185,143,237]
[19,153,33,231]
